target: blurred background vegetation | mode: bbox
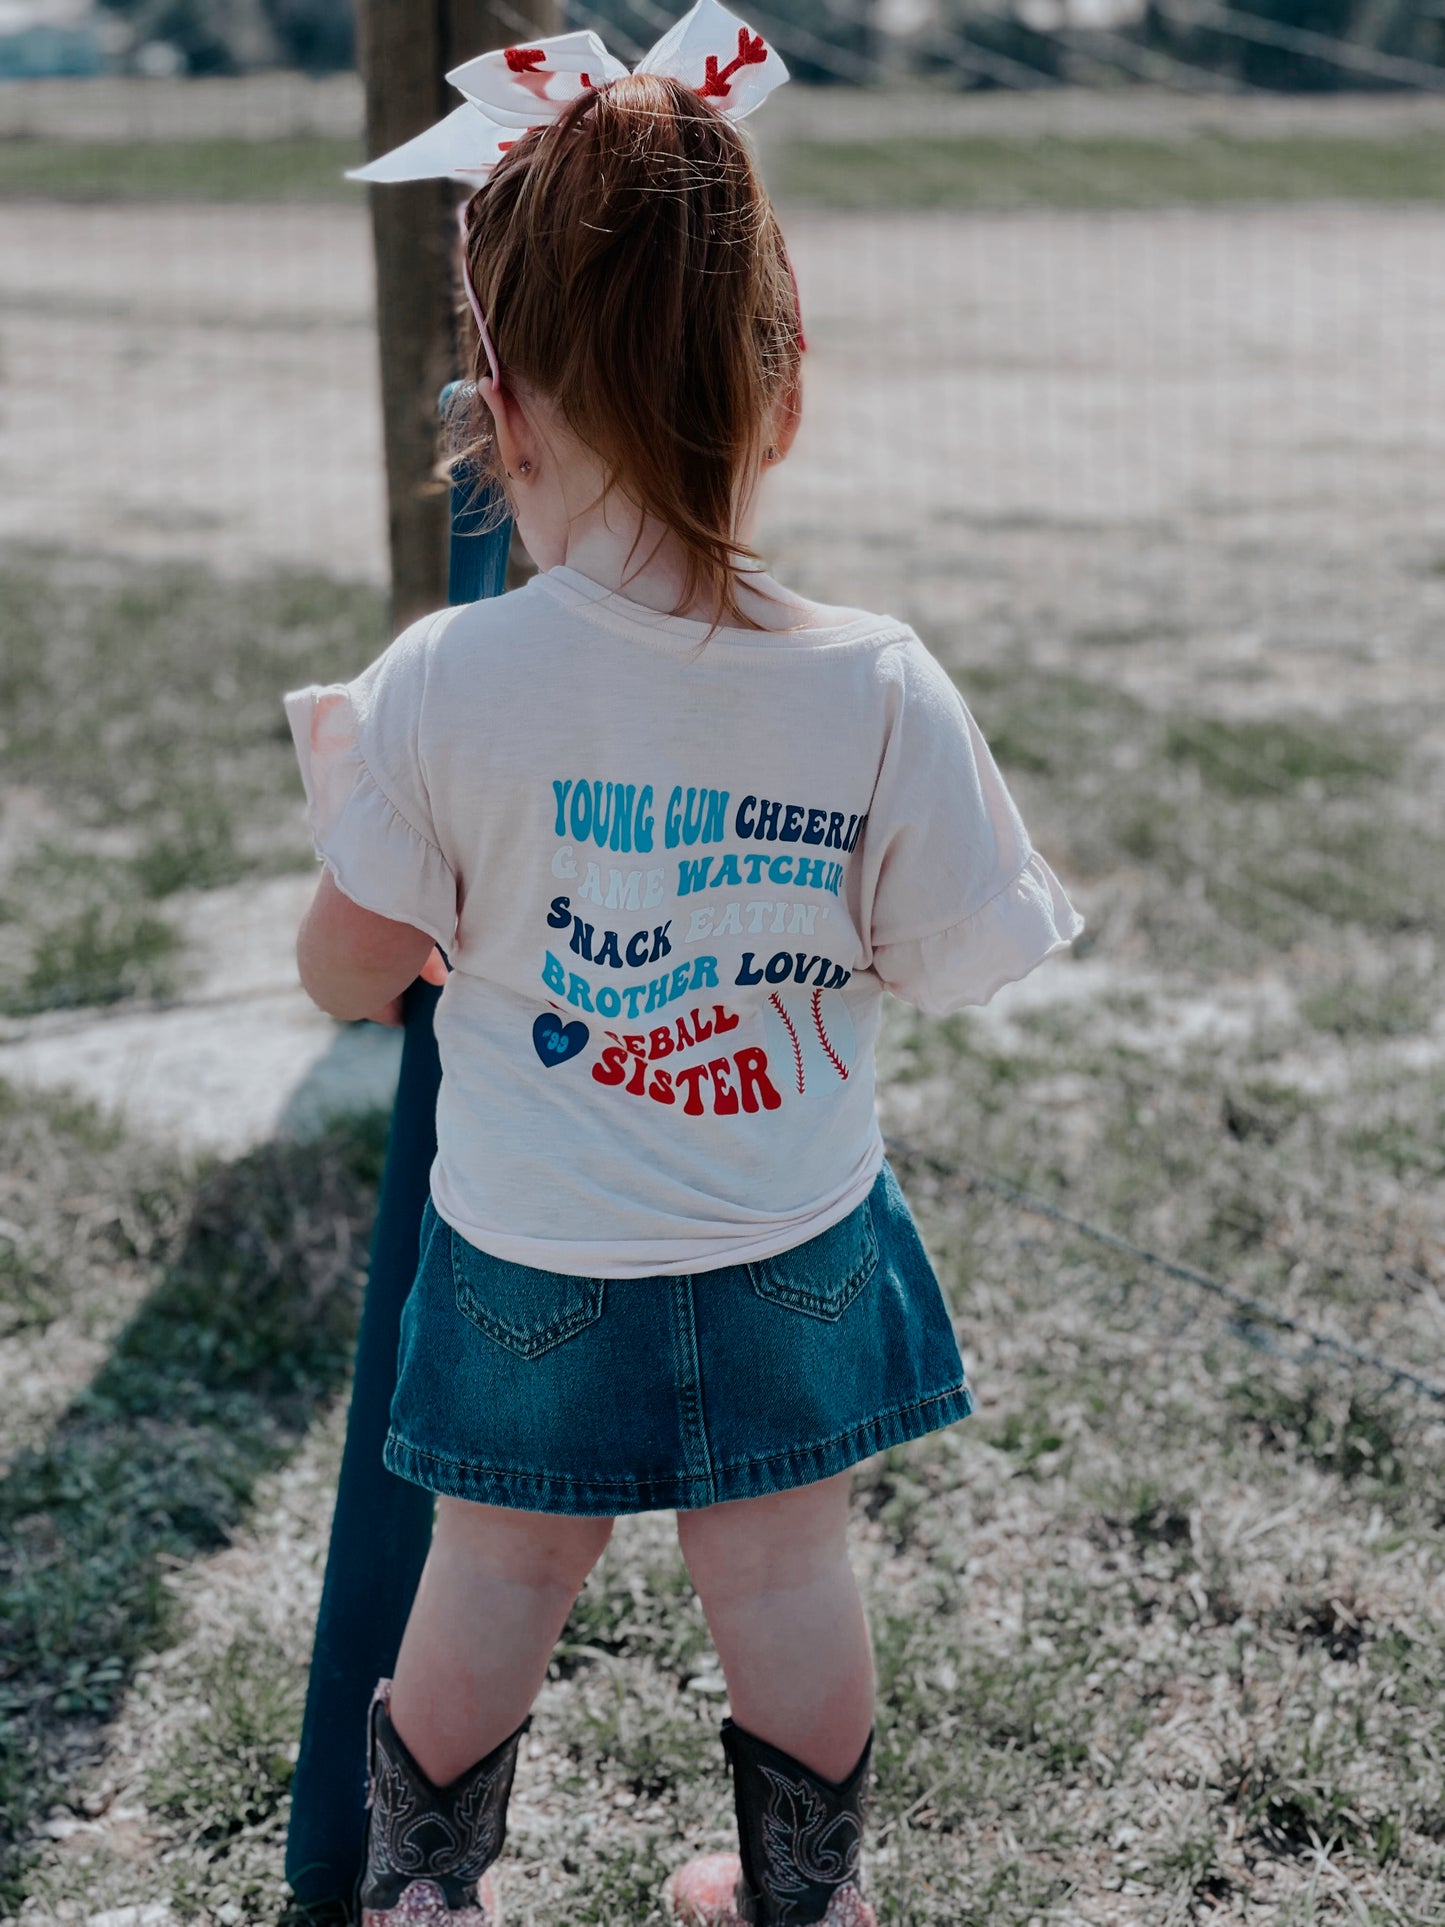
[4,0,1443,86]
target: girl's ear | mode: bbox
[478,377,537,482]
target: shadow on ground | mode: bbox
[0,1096,388,1909]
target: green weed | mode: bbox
[132,793,246,898]
[1164,715,1399,798]
[5,888,181,1015]
[980,1408,1066,1477]
[1349,1112,1445,1181]
[556,1540,711,1688]
[558,1834,675,1927]
[147,1627,304,1845]
[1228,1379,1408,1489]
[1300,969,1438,1038]
[1221,1079,1309,1146]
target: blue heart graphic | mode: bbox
[533,1014,589,1066]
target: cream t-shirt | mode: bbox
[285,565,1083,1277]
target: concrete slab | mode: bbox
[0,875,402,1157]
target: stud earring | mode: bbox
[764,445,779,464]
[519,459,533,476]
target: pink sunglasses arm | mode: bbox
[456,201,502,389]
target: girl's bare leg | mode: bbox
[389,1496,614,1783]
[676,1470,874,1782]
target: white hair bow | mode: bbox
[347,0,788,186]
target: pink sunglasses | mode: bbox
[455,197,806,392]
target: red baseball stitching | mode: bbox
[811,989,849,1080]
[769,991,805,1094]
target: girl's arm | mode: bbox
[297,869,441,1023]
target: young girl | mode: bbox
[286,7,1083,1921]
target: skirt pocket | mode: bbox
[450,1228,606,1359]
[745,1191,880,1322]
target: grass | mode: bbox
[1299,962,1440,1039]
[0,1078,387,1909]
[770,133,1445,212]
[7,934,1443,1920]
[143,1627,309,1915]
[0,549,387,1016]
[4,857,184,1013]
[888,1031,1445,1416]
[6,132,1445,213]
[0,136,362,204]
[949,658,1445,975]
[0,554,385,839]
[1161,714,1401,798]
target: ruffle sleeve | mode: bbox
[860,634,1085,1016]
[285,682,458,951]
[871,845,1084,1018]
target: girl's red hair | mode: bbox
[454,72,802,628]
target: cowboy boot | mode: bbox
[358,1679,528,1927]
[664,1718,876,1926]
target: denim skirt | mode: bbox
[384,1161,973,1515]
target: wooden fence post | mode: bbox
[357,0,557,628]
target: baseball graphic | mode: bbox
[762,987,854,1099]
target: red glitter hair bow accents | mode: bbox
[347,0,788,188]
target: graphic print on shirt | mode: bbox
[763,987,855,1099]
[590,1000,781,1117]
[537,776,866,1115]
[532,1013,589,1065]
